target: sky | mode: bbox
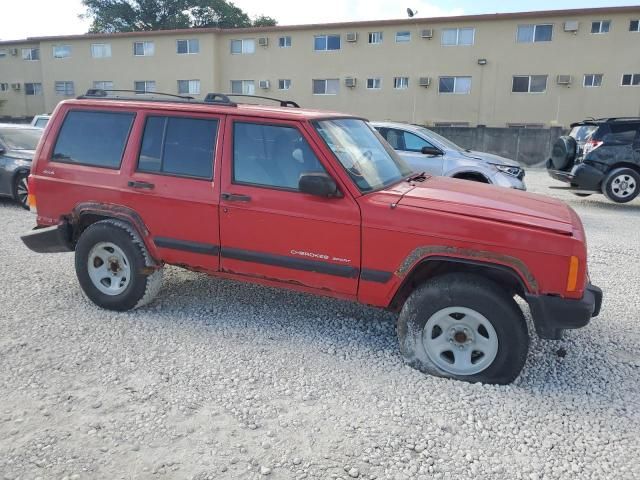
[1,0,638,40]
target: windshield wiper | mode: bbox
[406,171,428,182]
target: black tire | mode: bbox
[550,136,577,171]
[602,167,640,203]
[13,171,29,209]
[397,273,529,385]
[75,219,163,311]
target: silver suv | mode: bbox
[372,122,526,190]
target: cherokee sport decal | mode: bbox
[290,249,352,264]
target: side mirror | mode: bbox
[299,172,341,198]
[421,146,442,156]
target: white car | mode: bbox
[372,121,526,190]
[30,114,51,129]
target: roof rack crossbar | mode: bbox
[205,93,300,108]
[80,89,195,101]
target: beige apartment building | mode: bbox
[1,5,640,127]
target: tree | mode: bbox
[80,0,277,33]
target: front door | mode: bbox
[123,111,224,272]
[218,117,361,296]
[378,127,445,176]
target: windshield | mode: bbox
[415,126,466,152]
[0,127,42,151]
[570,125,598,144]
[314,119,412,192]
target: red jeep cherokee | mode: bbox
[21,91,602,384]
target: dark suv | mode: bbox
[547,118,640,203]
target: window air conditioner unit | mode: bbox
[419,77,431,87]
[259,80,270,89]
[346,32,358,42]
[563,21,579,32]
[557,75,572,85]
[421,29,433,39]
[11,82,21,90]
[345,77,357,88]
[258,37,269,47]
[10,48,18,56]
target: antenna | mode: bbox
[407,8,418,18]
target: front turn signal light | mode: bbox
[566,256,579,292]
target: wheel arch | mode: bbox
[451,170,490,183]
[388,255,533,312]
[607,162,640,175]
[68,202,159,262]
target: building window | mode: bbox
[230,39,255,54]
[314,35,341,51]
[134,80,156,93]
[177,39,199,54]
[22,48,39,60]
[368,32,383,44]
[512,75,548,93]
[441,28,475,46]
[312,79,339,95]
[0,49,7,58]
[93,81,114,90]
[395,31,411,43]
[231,80,255,94]
[393,77,409,89]
[138,116,218,179]
[621,74,640,86]
[591,20,611,34]
[178,79,200,95]
[366,77,382,89]
[279,36,292,47]
[25,83,42,95]
[91,43,112,58]
[278,79,291,90]
[53,45,71,58]
[133,41,154,56]
[583,74,603,87]
[0,83,8,92]
[439,76,472,94]
[516,24,553,43]
[630,20,640,32]
[55,81,75,96]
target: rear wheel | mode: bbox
[397,273,529,384]
[602,168,639,203]
[13,171,29,209]
[75,219,163,311]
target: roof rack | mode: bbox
[79,89,197,101]
[205,93,300,108]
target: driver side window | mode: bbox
[402,131,434,152]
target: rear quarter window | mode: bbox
[52,110,134,168]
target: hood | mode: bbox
[3,149,35,161]
[463,150,520,167]
[396,176,574,235]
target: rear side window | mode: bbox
[137,116,218,179]
[52,111,134,168]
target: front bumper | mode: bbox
[21,223,73,253]
[525,283,603,340]
[546,160,605,191]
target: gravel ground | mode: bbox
[1,170,639,480]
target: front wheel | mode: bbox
[397,273,529,384]
[602,168,639,203]
[75,219,163,311]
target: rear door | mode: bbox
[218,116,361,296]
[122,110,223,272]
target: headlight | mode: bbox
[491,164,523,177]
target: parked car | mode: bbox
[21,91,601,384]
[372,121,526,190]
[0,124,42,208]
[30,114,51,129]
[547,117,640,203]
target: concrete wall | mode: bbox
[430,126,567,166]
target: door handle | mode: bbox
[128,180,155,190]
[221,192,252,202]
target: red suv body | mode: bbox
[22,93,602,384]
